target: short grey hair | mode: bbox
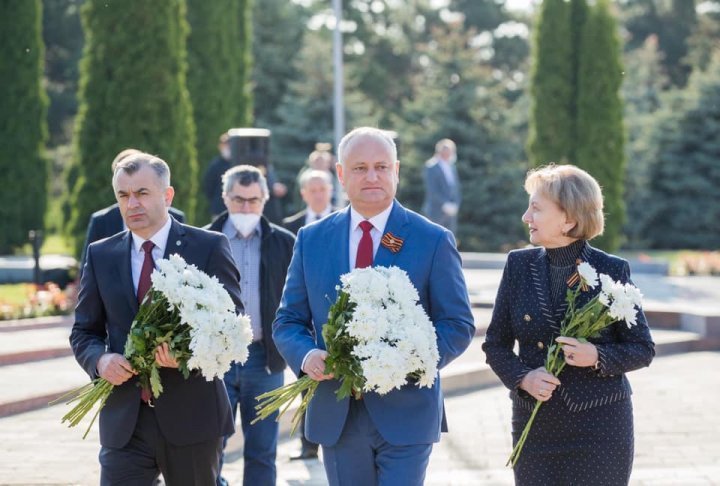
[222,165,269,201]
[337,127,397,166]
[112,152,171,188]
[299,169,333,189]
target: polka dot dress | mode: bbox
[482,241,654,486]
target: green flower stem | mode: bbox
[52,378,115,439]
[507,399,542,467]
[252,376,319,436]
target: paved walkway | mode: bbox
[1,351,719,485]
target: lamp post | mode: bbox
[28,229,43,285]
[332,0,344,155]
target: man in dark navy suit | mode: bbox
[80,149,186,273]
[70,153,241,485]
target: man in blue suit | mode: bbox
[422,139,461,234]
[272,127,475,485]
[71,153,240,485]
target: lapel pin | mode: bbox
[524,314,532,322]
[176,240,181,246]
[380,232,404,253]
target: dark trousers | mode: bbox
[218,341,284,485]
[99,404,222,486]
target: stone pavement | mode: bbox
[1,351,719,485]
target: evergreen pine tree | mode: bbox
[252,0,307,127]
[67,0,197,255]
[527,0,573,167]
[0,0,49,253]
[187,0,251,222]
[575,0,626,252]
[643,55,720,249]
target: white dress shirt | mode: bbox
[437,158,456,187]
[348,202,393,269]
[130,216,172,294]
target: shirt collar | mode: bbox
[307,206,332,220]
[350,201,394,235]
[131,216,172,256]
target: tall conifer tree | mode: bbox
[187,0,252,222]
[68,0,196,255]
[576,0,626,251]
[0,0,49,252]
[527,0,573,167]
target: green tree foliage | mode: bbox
[42,0,83,147]
[526,0,573,167]
[0,0,49,253]
[252,0,307,127]
[622,35,667,248]
[528,0,625,251]
[186,0,253,222]
[620,0,697,87]
[67,0,196,256]
[575,0,626,251]
[643,56,720,249]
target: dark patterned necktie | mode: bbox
[355,221,374,269]
[137,240,155,304]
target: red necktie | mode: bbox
[355,221,374,269]
[137,240,155,304]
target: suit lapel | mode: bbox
[329,206,351,279]
[115,232,138,313]
[164,218,188,258]
[528,248,557,331]
[374,201,410,268]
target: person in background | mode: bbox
[282,169,337,236]
[206,165,295,486]
[482,164,655,485]
[422,138,461,235]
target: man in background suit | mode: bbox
[282,169,338,235]
[272,127,475,485]
[422,138,461,235]
[80,149,185,273]
[70,153,241,485]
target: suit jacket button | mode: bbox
[537,341,544,350]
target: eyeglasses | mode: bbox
[228,196,263,207]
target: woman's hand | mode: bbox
[155,342,179,368]
[519,367,561,402]
[556,336,598,368]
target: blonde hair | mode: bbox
[524,164,604,240]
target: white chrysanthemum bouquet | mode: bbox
[253,266,440,432]
[508,262,643,466]
[57,254,253,438]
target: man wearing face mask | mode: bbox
[206,165,296,486]
[422,138,462,235]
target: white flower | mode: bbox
[577,262,599,289]
[335,266,440,394]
